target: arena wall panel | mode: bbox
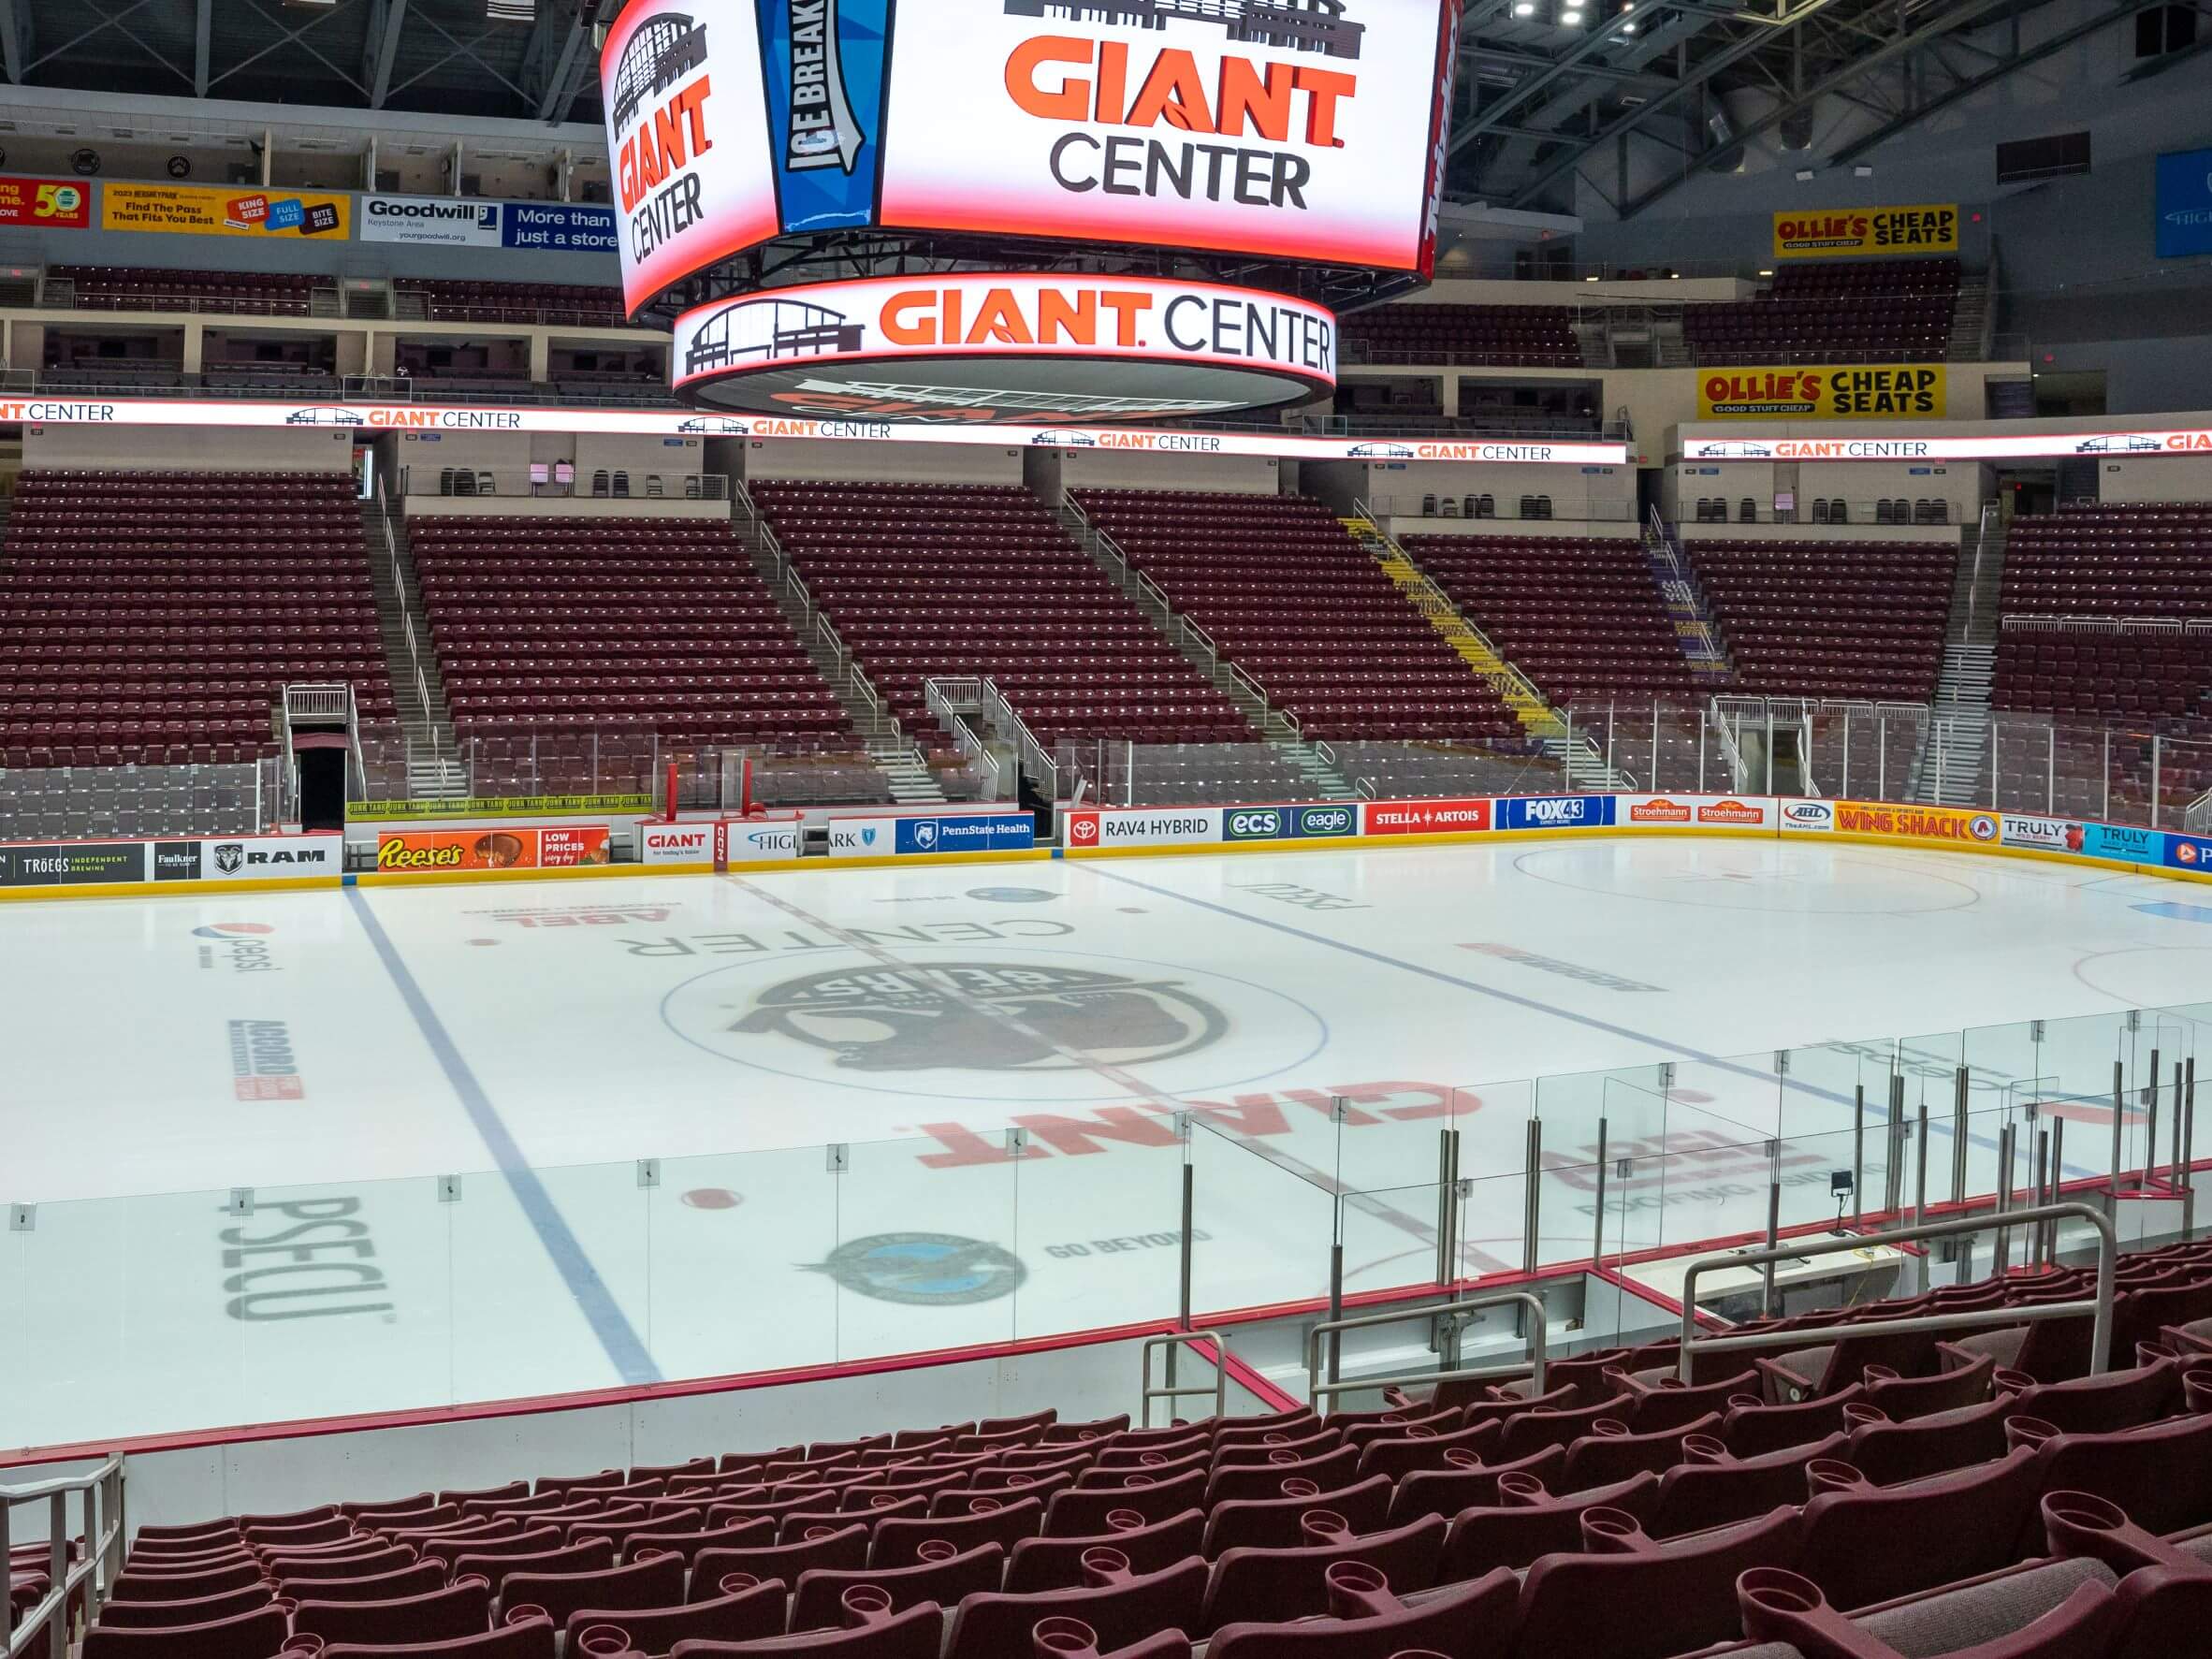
[741,436,1025,487]
[22,423,355,471]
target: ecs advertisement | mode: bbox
[873,0,1454,271]
[602,1,779,315]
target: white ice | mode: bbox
[5,836,2208,1450]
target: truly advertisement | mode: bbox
[1361,797,1490,837]
[875,0,1454,272]
[1771,203,1957,258]
[672,273,1336,400]
[2000,814,2081,853]
[1835,802,1999,847]
[1698,366,1945,420]
[100,183,347,239]
[2084,823,2165,866]
[375,826,612,872]
[1498,795,1616,832]
[0,177,91,229]
[602,0,779,315]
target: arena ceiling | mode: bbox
[0,0,2182,215]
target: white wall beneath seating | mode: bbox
[1675,521,1961,546]
[1302,458,1635,523]
[742,439,1024,487]
[1666,458,1982,530]
[394,429,531,479]
[2096,456,2212,504]
[22,424,355,472]
[1055,448,1285,494]
[1382,515,1639,541]
[4,1335,1228,1535]
[575,433,703,486]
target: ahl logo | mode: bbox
[729,962,1227,1072]
[1784,801,1833,827]
[806,1232,1026,1306]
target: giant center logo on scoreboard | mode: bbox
[672,271,1337,419]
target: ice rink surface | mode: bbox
[7,836,2210,1448]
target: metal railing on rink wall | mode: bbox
[1307,1293,1549,1417]
[1673,1202,2117,1385]
[5,1455,125,1659]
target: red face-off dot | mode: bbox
[682,1188,744,1211]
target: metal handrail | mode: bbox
[1142,1330,1230,1427]
[5,1453,125,1659]
[1675,1201,2117,1384]
[1305,1292,1549,1414]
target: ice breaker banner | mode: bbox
[874,0,1455,271]
[761,0,890,237]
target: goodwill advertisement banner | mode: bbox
[101,183,348,239]
[1698,366,1946,420]
[376,826,612,872]
[1771,204,1957,258]
[362,195,620,250]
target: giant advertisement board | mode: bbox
[672,273,1336,420]
[0,392,1625,465]
[875,0,1454,273]
[1681,426,2212,464]
[599,0,1460,312]
[603,1,779,317]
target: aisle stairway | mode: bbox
[1346,514,1626,790]
[1057,496,1354,800]
[1644,519,1734,688]
[363,501,468,800]
[1910,504,2006,806]
[731,488,946,805]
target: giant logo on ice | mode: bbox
[730,961,1227,1072]
[808,1231,1026,1306]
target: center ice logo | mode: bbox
[729,962,1228,1072]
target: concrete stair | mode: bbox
[1057,498,1355,799]
[362,502,468,799]
[734,494,946,806]
[1948,284,1991,361]
[1346,514,1630,790]
[1909,507,2006,805]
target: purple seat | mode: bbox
[692,1529,870,1597]
[1045,1471,1208,1536]
[1494,1395,1635,1462]
[92,1587,274,1630]
[1557,1413,1720,1492]
[1616,1370,1759,1433]
[292,1579,495,1648]
[1724,1384,1870,1459]
[277,1564,448,1605]
[787,1544,1004,1631]
[1862,1350,1998,1420]
[662,1596,941,1658]
[1203,1448,1361,1508]
[455,1539,614,1594]
[1204,1477,1393,1557]
[109,1564,267,1604]
[1797,1447,2042,1610]
[1649,1432,1847,1539]
[1511,1507,1802,1659]
[1735,1564,2122,1659]
[1436,1471,1660,1579]
[1204,1562,1519,1659]
[2002,1356,2183,1433]
[499,1552,684,1627]
[870,1498,1042,1567]
[1354,1420,1500,1480]
[81,1605,291,1659]
[1008,1511,1206,1594]
[563,1579,785,1655]
[1385,1447,1565,1527]
[1842,1397,2012,1486]
[940,1558,1208,1659]
[2026,1407,2212,1539]
[1199,1515,1446,1631]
